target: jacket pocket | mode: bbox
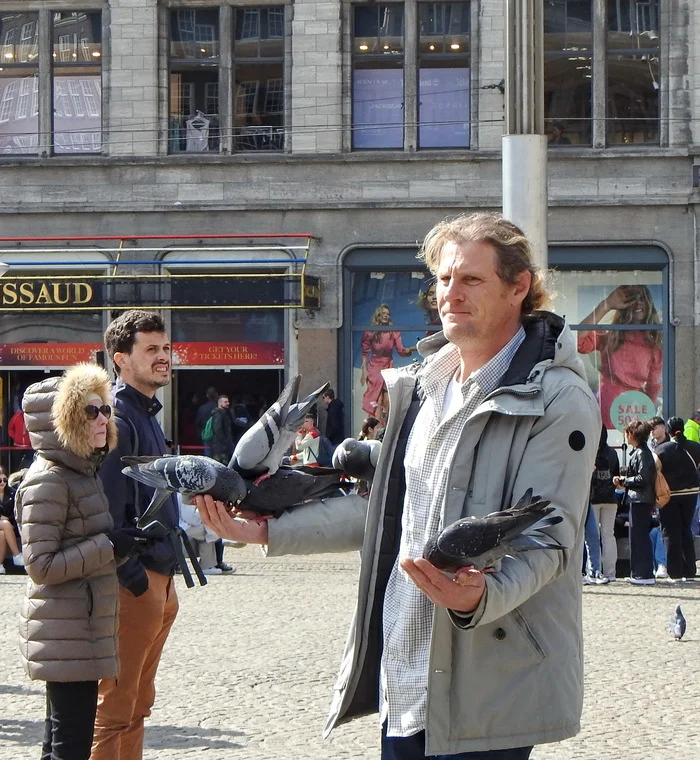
[511,607,546,660]
[86,584,94,617]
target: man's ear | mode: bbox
[512,270,532,306]
[113,351,127,372]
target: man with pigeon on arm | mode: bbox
[196,213,601,759]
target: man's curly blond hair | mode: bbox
[418,212,550,316]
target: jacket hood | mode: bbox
[416,311,587,386]
[23,363,117,463]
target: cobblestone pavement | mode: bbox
[1,546,699,760]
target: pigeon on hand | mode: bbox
[422,488,565,578]
[229,375,330,481]
[240,467,349,519]
[121,455,248,529]
[332,438,381,483]
[668,605,686,641]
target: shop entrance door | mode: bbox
[173,368,284,455]
[0,369,62,474]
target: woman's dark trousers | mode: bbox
[659,493,697,579]
[628,501,655,579]
[42,680,99,760]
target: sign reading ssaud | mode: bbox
[0,274,321,311]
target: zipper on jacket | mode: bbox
[86,584,94,617]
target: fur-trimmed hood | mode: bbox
[22,363,117,469]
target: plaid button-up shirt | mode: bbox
[379,326,526,737]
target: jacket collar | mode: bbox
[115,379,162,416]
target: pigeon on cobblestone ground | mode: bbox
[332,438,381,482]
[423,488,564,577]
[229,375,330,480]
[668,605,687,641]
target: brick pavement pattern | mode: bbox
[1,546,699,759]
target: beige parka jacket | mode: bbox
[16,363,120,682]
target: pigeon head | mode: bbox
[211,467,248,506]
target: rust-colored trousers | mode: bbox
[90,569,179,760]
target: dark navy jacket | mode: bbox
[99,380,178,594]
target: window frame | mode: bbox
[545,0,667,150]
[164,2,290,157]
[346,0,478,153]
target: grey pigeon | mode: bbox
[241,466,349,518]
[332,438,382,483]
[668,605,686,641]
[423,489,564,573]
[229,375,330,480]
[121,455,248,528]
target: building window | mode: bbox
[544,0,592,146]
[169,6,285,154]
[352,4,405,149]
[352,1,470,151]
[169,8,220,153]
[544,0,660,148]
[607,0,659,145]
[52,12,102,154]
[418,2,470,148]
[0,12,39,154]
[233,6,285,152]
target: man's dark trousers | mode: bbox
[381,725,533,760]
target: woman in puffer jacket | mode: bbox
[16,363,151,760]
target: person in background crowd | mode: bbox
[8,404,34,471]
[614,420,656,585]
[196,387,218,457]
[211,394,234,465]
[653,417,700,582]
[322,389,345,446]
[683,410,700,443]
[0,465,24,574]
[589,425,620,582]
[196,212,600,759]
[649,416,669,450]
[17,363,150,760]
[293,414,321,466]
[577,285,662,429]
[92,310,180,760]
[229,396,251,450]
[358,416,381,442]
[582,505,607,585]
[178,494,235,576]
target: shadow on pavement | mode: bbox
[0,717,43,748]
[146,724,246,751]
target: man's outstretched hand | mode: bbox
[400,557,486,614]
[193,494,269,545]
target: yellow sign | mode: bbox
[0,281,94,307]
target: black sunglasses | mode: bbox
[0,477,7,483]
[85,404,112,420]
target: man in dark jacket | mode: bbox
[211,394,234,464]
[322,389,345,446]
[91,310,179,760]
[196,386,218,456]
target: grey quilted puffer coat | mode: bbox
[15,363,120,682]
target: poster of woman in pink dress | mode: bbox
[360,304,415,424]
[577,284,663,428]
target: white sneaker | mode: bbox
[582,574,594,585]
[655,565,668,579]
[0,564,5,575]
[12,554,24,567]
[594,572,610,585]
[202,567,223,575]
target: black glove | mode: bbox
[106,527,153,559]
[128,571,149,598]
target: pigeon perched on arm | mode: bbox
[422,489,564,577]
[121,455,248,529]
[332,438,381,483]
[229,375,330,481]
[668,605,686,641]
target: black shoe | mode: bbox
[216,562,236,574]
